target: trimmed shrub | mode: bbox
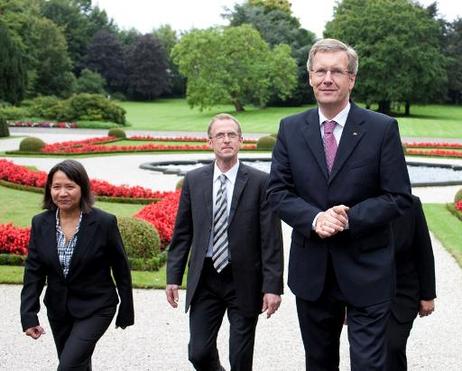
[19,137,46,152]
[23,96,63,119]
[117,216,161,260]
[0,116,10,137]
[67,94,126,125]
[0,253,27,266]
[0,106,30,120]
[108,128,126,139]
[175,177,184,190]
[256,135,276,151]
[454,188,462,203]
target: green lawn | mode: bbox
[118,99,462,138]
[423,203,462,266]
[0,185,143,226]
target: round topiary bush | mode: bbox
[117,216,161,259]
[0,116,10,137]
[176,177,184,190]
[256,135,276,151]
[454,188,462,203]
[108,128,126,139]
[19,137,45,152]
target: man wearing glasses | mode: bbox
[267,39,412,370]
[166,113,283,371]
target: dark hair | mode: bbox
[43,160,95,213]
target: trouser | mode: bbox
[188,258,259,371]
[296,258,391,371]
[48,306,116,371]
[385,313,415,371]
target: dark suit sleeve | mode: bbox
[412,199,436,300]
[268,120,322,239]
[348,119,412,236]
[20,217,46,332]
[108,215,134,327]
[260,176,284,295]
[167,174,193,285]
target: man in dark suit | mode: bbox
[386,195,436,370]
[166,113,284,371]
[267,38,412,370]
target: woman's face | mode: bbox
[50,170,82,213]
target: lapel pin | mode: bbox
[353,132,358,136]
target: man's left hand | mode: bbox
[261,293,281,319]
[419,299,435,317]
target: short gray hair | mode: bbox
[207,113,242,138]
[307,38,358,75]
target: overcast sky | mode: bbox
[94,0,461,38]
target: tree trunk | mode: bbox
[377,100,391,115]
[405,100,411,116]
[233,99,244,112]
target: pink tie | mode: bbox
[323,120,337,173]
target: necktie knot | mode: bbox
[324,120,337,134]
[219,173,227,185]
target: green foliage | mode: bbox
[175,177,184,190]
[256,135,276,150]
[324,0,447,113]
[0,253,26,266]
[23,96,65,119]
[454,188,462,203]
[248,0,292,13]
[0,116,10,137]
[107,127,127,139]
[117,216,161,260]
[128,252,167,271]
[75,68,106,94]
[67,94,126,124]
[172,25,297,111]
[19,137,45,152]
[445,18,462,104]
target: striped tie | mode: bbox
[212,174,229,273]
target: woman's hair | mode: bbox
[43,159,94,213]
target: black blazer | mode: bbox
[391,195,436,322]
[267,103,412,307]
[167,162,284,317]
[20,208,134,331]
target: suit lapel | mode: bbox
[42,211,63,279]
[228,163,248,225]
[301,109,329,180]
[329,104,365,184]
[67,210,98,279]
[201,164,214,229]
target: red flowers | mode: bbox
[9,121,77,128]
[135,191,181,248]
[456,200,462,212]
[403,142,462,158]
[0,224,30,255]
[40,136,257,154]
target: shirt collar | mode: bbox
[318,102,351,128]
[213,160,239,185]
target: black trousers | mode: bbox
[296,257,391,371]
[48,306,116,371]
[188,259,259,371]
[385,313,415,371]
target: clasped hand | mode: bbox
[315,205,349,239]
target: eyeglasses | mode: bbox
[311,68,352,78]
[210,132,240,141]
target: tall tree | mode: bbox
[444,18,462,104]
[0,22,26,104]
[224,1,316,106]
[172,25,297,111]
[126,34,170,101]
[325,0,447,115]
[85,29,127,94]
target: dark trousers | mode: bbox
[296,257,391,371]
[189,258,259,371]
[48,306,116,371]
[385,313,415,371]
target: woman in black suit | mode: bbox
[20,159,134,371]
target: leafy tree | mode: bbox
[75,68,106,94]
[31,17,75,97]
[85,29,127,94]
[224,1,316,105]
[153,24,185,97]
[172,25,297,111]
[0,22,26,104]
[444,18,462,104]
[126,34,170,101]
[324,0,447,115]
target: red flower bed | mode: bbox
[129,135,257,143]
[404,142,462,149]
[40,136,257,154]
[0,224,30,255]
[135,191,181,248]
[404,148,462,158]
[0,159,167,199]
[456,200,462,212]
[9,121,77,128]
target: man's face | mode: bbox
[309,51,356,110]
[208,119,243,163]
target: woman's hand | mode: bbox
[25,325,45,339]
